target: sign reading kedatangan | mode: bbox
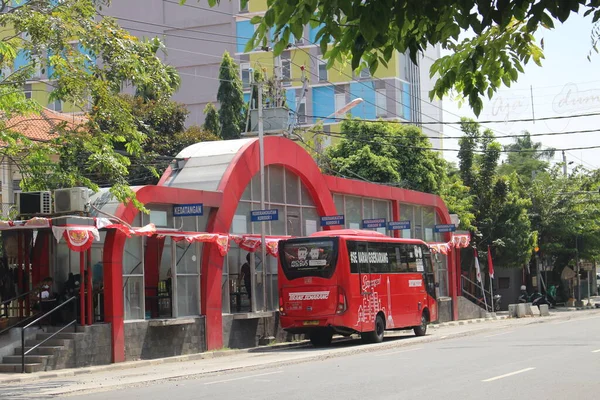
[173,203,203,217]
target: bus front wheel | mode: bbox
[361,314,385,344]
[309,329,333,347]
[414,312,428,336]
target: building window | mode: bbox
[240,63,250,89]
[123,217,144,320]
[282,59,291,86]
[50,99,62,112]
[296,97,306,124]
[24,84,32,99]
[239,0,248,12]
[359,68,371,79]
[334,92,345,116]
[376,88,386,117]
[318,59,327,82]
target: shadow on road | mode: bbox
[248,331,419,354]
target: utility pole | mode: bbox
[562,151,568,177]
[257,82,267,312]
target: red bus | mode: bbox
[278,229,438,346]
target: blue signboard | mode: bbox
[388,220,411,230]
[173,203,203,217]
[434,224,456,233]
[320,215,345,227]
[250,209,279,222]
[362,218,386,229]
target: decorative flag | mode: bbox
[474,248,482,283]
[487,246,494,279]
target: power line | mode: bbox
[304,129,600,155]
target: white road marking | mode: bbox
[485,330,514,338]
[482,367,536,382]
[204,371,283,385]
[375,347,423,357]
[553,320,572,325]
[440,336,448,339]
[592,349,600,353]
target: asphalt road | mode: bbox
[56,313,600,400]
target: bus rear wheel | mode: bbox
[414,312,428,336]
[361,314,385,344]
[309,329,333,347]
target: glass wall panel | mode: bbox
[414,206,423,239]
[232,202,251,234]
[362,198,373,220]
[300,180,315,206]
[400,204,413,238]
[124,276,144,320]
[345,196,362,229]
[269,165,285,204]
[176,275,199,316]
[333,194,344,216]
[285,169,299,205]
[270,204,286,235]
[286,206,302,236]
[302,207,319,236]
[423,207,435,242]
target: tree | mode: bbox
[217,51,245,139]
[203,103,221,137]
[457,120,533,268]
[189,0,600,115]
[498,132,555,186]
[1,0,177,208]
[325,119,447,194]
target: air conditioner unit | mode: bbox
[16,191,52,215]
[54,187,90,214]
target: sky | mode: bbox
[441,13,600,171]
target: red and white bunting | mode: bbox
[230,235,289,257]
[52,226,100,253]
[429,233,471,254]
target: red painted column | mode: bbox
[103,230,126,363]
[24,232,30,316]
[80,251,85,326]
[391,200,400,239]
[201,209,223,351]
[86,248,93,326]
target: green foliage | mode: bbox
[217,51,245,140]
[498,132,555,186]
[185,0,600,115]
[457,120,533,267]
[203,103,221,137]
[326,119,447,194]
[0,0,178,209]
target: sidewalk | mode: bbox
[1,308,599,398]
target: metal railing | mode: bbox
[20,296,76,373]
[0,291,35,335]
[461,275,493,313]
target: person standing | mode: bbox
[239,253,252,309]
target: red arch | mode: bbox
[202,136,338,349]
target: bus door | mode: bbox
[422,245,437,318]
[356,242,373,332]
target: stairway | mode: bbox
[0,329,82,373]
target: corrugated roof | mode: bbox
[4,108,87,142]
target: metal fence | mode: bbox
[1,203,16,219]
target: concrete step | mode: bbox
[0,363,43,373]
[14,346,64,356]
[2,354,52,367]
[26,338,71,347]
[36,332,82,341]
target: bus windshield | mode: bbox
[279,238,338,280]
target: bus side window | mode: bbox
[366,242,390,273]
